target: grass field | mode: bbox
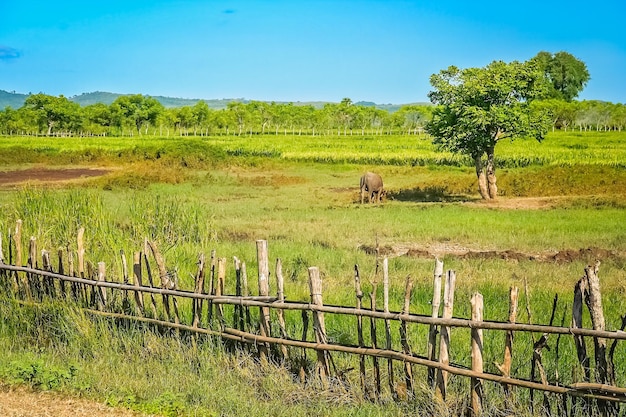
[0,130,625,416]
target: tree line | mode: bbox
[0,95,434,137]
[0,93,623,137]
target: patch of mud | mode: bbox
[0,168,110,185]
[359,243,624,264]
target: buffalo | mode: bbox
[360,172,385,203]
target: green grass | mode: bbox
[1,130,626,416]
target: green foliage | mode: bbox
[531,51,590,101]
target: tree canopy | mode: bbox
[531,51,590,101]
[426,59,552,200]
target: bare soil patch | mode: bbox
[0,168,110,186]
[360,242,624,264]
[0,385,152,417]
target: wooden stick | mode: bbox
[132,251,145,316]
[399,275,414,400]
[435,270,456,401]
[584,262,610,415]
[97,261,107,310]
[275,258,289,361]
[572,275,590,382]
[470,292,484,417]
[192,253,205,328]
[57,248,66,297]
[308,266,330,382]
[354,264,367,398]
[215,257,226,330]
[120,250,130,313]
[370,284,381,400]
[382,258,395,398]
[427,258,444,386]
[496,286,518,402]
[256,240,271,361]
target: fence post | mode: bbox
[382,258,395,398]
[0,232,4,266]
[308,266,330,383]
[14,220,22,268]
[370,283,381,399]
[399,275,414,400]
[132,251,145,316]
[216,257,226,330]
[28,236,39,298]
[496,286,519,403]
[584,261,611,415]
[354,264,367,398]
[435,270,456,401]
[57,248,66,297]
[97,261,107,310]
[470,292,484,417]
[256,240,271,361]
[119,250,130,312]
[275,258,289,361]
[428,258,444,387]
[193,253,205,328]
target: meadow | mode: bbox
[0,130,625,416]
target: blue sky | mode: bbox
[1,0,625,104]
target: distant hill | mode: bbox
[0,89,424,111]
[0,90,29,109]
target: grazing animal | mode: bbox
[360,172,385,203]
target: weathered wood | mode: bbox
[370,284,381,399]
[132,251,145,316]
[41,249,56,297]
[215,257,226,330]
[256,240,271,360]
[141,242,160,319]
[470,292,484,417]
[0,233,4,265]
[427,258,444,386]
[584,262,612,415]
[435,270,456,401]
[308,266,330,382]
[97,261,107,310]
[77,227,85,278]
[354,264,367,398]
[399,275,414,400]
[382,258,395,398]
[233,256,243,330]
[120,250,130,313]
[28,237,39,298]
[496,286,518,402]
[192,253,205,328]
[57,248,66,297]
[275,258,289,360]
[14,220,22,268]
[207,249,216,323]
[573,275,590,382]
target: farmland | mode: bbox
[0,130,625,416]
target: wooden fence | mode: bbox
[0,220,625,416]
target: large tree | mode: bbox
[531,51,590,101]
[23,93,81,135]
[110,94,163,134]
[426,60,551,200]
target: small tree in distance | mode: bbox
[426,60,552,200]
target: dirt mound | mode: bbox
[359,244,623,264]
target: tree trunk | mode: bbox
[474,155,490,200]
[486,147,498,199]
